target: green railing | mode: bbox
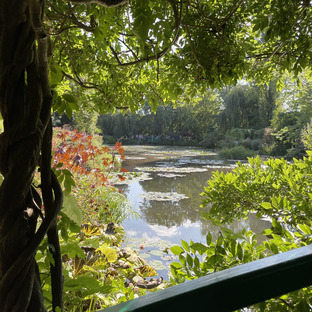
[102,245,312,312]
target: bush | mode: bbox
[199,131,223,148]
[218,145,256,160]
[301,120,312,151]
[102,135,117,145]
[241,138,262,151]
[36,127,163,311]
[170,154,312,311]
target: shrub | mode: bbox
[170,154,312,311]
[199,131,223,148]
[52,127,131,223]
[218,145,256,160]
[36,127,162,311]
[240,138,262,151]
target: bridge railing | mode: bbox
[101,245,312,312]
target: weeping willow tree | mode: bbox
[1,0,312,310]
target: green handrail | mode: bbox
[102,245,312,312]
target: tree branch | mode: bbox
[48,4,94,32]
[68,0,127,7]
[109,0,183,67]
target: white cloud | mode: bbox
[149,224,180,237]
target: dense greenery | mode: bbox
[39,128,166,310]
[95,82,276,146]
[170,154,312,311]
[95,72,312,160]
[2,0,312,310]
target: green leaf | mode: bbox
[62,93,77,104]
[62,242,85,259]
[170,245,184,255]
[179,254,186,266]
[191,242,208,255]
[181,240,190,252]
[270,243,279,254]
[206,254,222,268]
[260,202,272,210]
[298,224,312,234]
[50,63,63,85]
[62,194,83,227]
[221,227,234,237]
[206,232,212,245]
[64,275,111,298]
[194,256,200,269]
[261,229,273,235]
[186,254,193,267]
[97,246,118,263]
[132,0,152,43]
[170,261,183,269]
[217,234,223,246]
[63,171,75,195]
[237,243,243,260]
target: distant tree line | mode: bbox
[96,82,278,154]
[53,72,312,160]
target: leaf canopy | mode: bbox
[46,0,312,113]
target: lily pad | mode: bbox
[150,250,166,257]
[125,156,147,160]
[157,173,186,178]
[148,260,167,271]
[139,253,151,259]
[205,164,237,169]
[139,191,188,201]
[114,171,153,185]
[161,255,175,261]
[135,166,208,174]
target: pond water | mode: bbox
[117,146,270,279]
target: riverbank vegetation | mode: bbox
[170,154,312,311]
[54,71,312,161]
[37,128,166,310]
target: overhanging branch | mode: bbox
[68,0,127,7]
[110,0,183,67]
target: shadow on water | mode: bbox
[118,146,271,278]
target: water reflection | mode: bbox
[120,147,271,277]
[121,150,270,244]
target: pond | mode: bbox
[117,146,270,280]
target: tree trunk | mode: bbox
[0,0,63,311]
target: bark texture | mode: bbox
[0,0,63,311]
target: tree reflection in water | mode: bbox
[120,147,270,245]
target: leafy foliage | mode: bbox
[301,120,312,151]
[201,155,312,226]
[218,145,257,160]
[52,127,132,224]
[170,154,312,311]
[44,0,312,114]
[4,0,312,310]
[35,128,167,310]
[38,220,162,311]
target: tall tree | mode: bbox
[1,0,312,311]
[220,82,277,130]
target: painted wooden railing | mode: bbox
[102,245,312,312]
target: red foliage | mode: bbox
[52,128,127,186]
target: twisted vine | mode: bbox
[0,0,127,310]
[0,0,63,311]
